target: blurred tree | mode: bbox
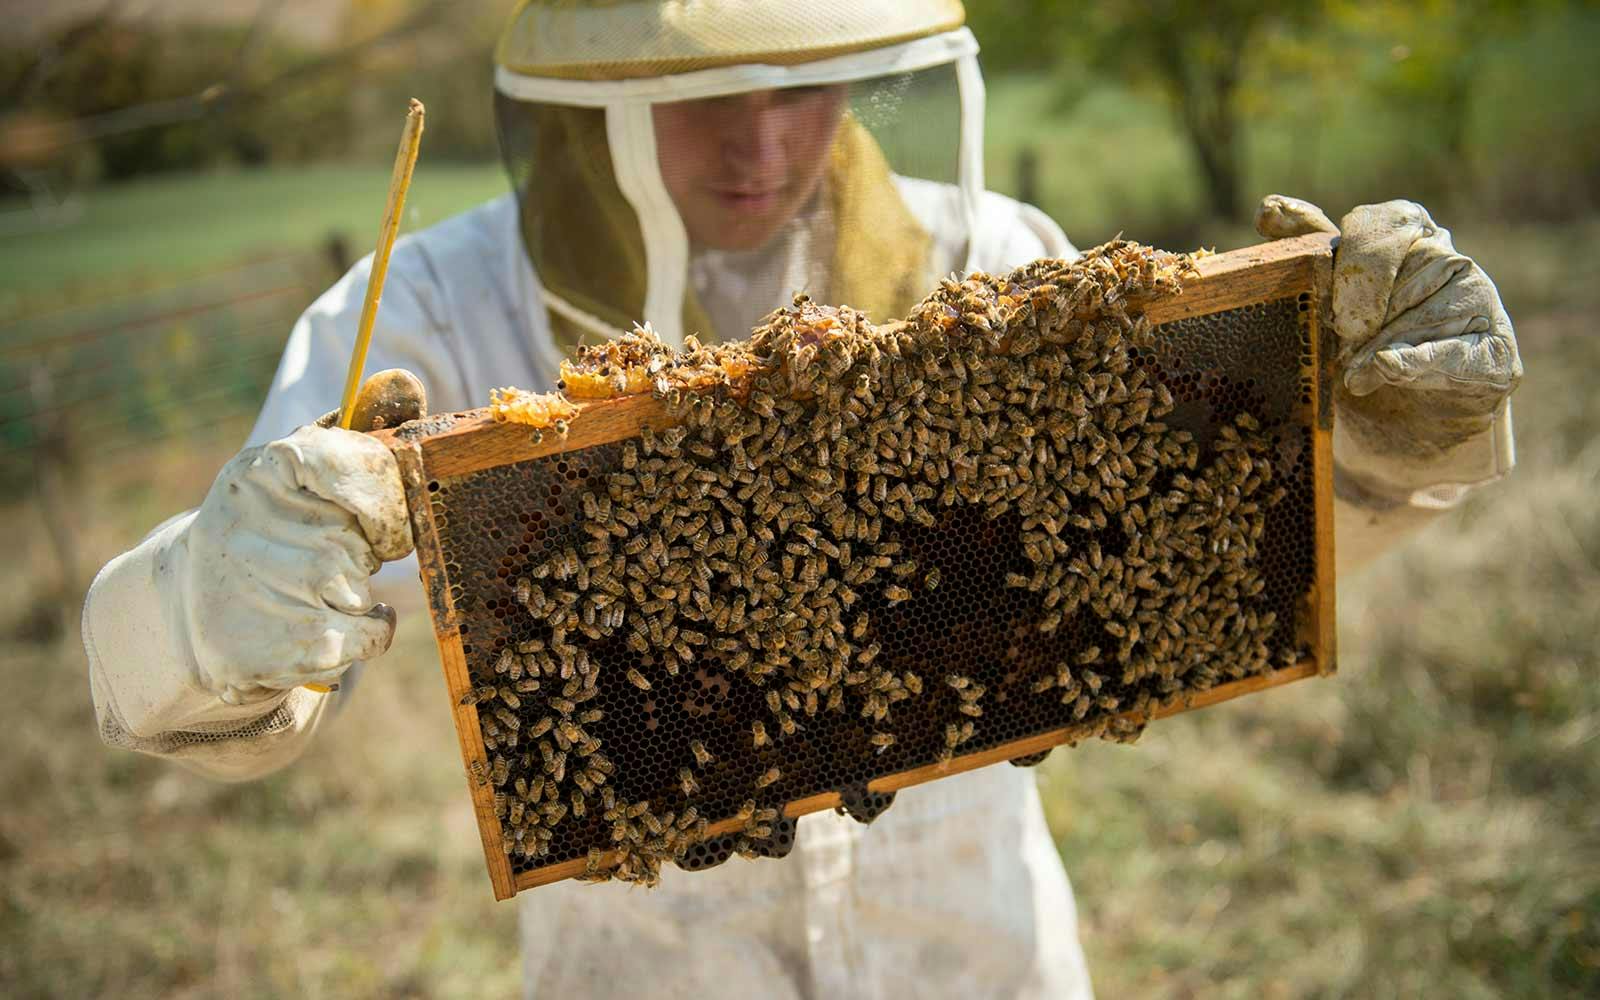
[968,0,1600,224]
[347,0,506,162]
[0,1,468,195]
[1337,0,1580,204]
[969,1,1327,222]
[0,19,355,190]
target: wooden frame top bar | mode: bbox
[373,233,1336,479]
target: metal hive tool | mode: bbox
[373,233,1338,900]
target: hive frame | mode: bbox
[374,232,1338,900]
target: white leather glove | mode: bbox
[1256,195,1521,504]
[84,424,413,745]
[188,425,413,698]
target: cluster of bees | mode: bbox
[471,241,1293,886]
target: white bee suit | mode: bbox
[275,190,1097,1000]
[84,188,1098,998]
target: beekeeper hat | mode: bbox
[494,0,986,358]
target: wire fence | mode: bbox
[0,245,346,624]
[0,245,341,493]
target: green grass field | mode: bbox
[0,164,508,311]
[2,71,1598,997]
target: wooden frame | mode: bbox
[375,232,1339,900]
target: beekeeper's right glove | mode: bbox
[1255,194,1521,503]
[84,424,413,745]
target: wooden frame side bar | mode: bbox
[395,443,518,900]
[1309,246,1339,676]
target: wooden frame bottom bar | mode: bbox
[510,659,1317,892]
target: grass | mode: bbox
[0,163,508,313]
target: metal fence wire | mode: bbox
[0,250,333,499]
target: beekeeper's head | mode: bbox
[494,0,985,349]
[650,85,849,253]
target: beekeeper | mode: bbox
[81,2,1521,997]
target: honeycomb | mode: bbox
[487,386,578,429]
[419,242,1326,894]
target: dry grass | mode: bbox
[2,221,1596,998]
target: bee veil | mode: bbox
[493,0,987,370]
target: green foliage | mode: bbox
[972,1,1328,221]
[1314,0,1516,207]
[969,0,1600,228]
[0,20,355,190]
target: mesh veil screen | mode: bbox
[496,66,965,345]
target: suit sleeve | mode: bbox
[84,250,447,781]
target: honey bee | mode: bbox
[754,767,782,789]
[690,740,715,768]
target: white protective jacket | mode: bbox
[83,188,1513,999]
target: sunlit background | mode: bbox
[2,2,1597,996]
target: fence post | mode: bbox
[29,364,81,623]
[1016,146,1040,209]
[325,230,353,278]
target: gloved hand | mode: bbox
[1255,195,1522,500]
[85,370,426,772]
[180,424,413,703]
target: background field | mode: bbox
[3,3,1598,997]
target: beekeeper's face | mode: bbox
[653,85,848,252]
